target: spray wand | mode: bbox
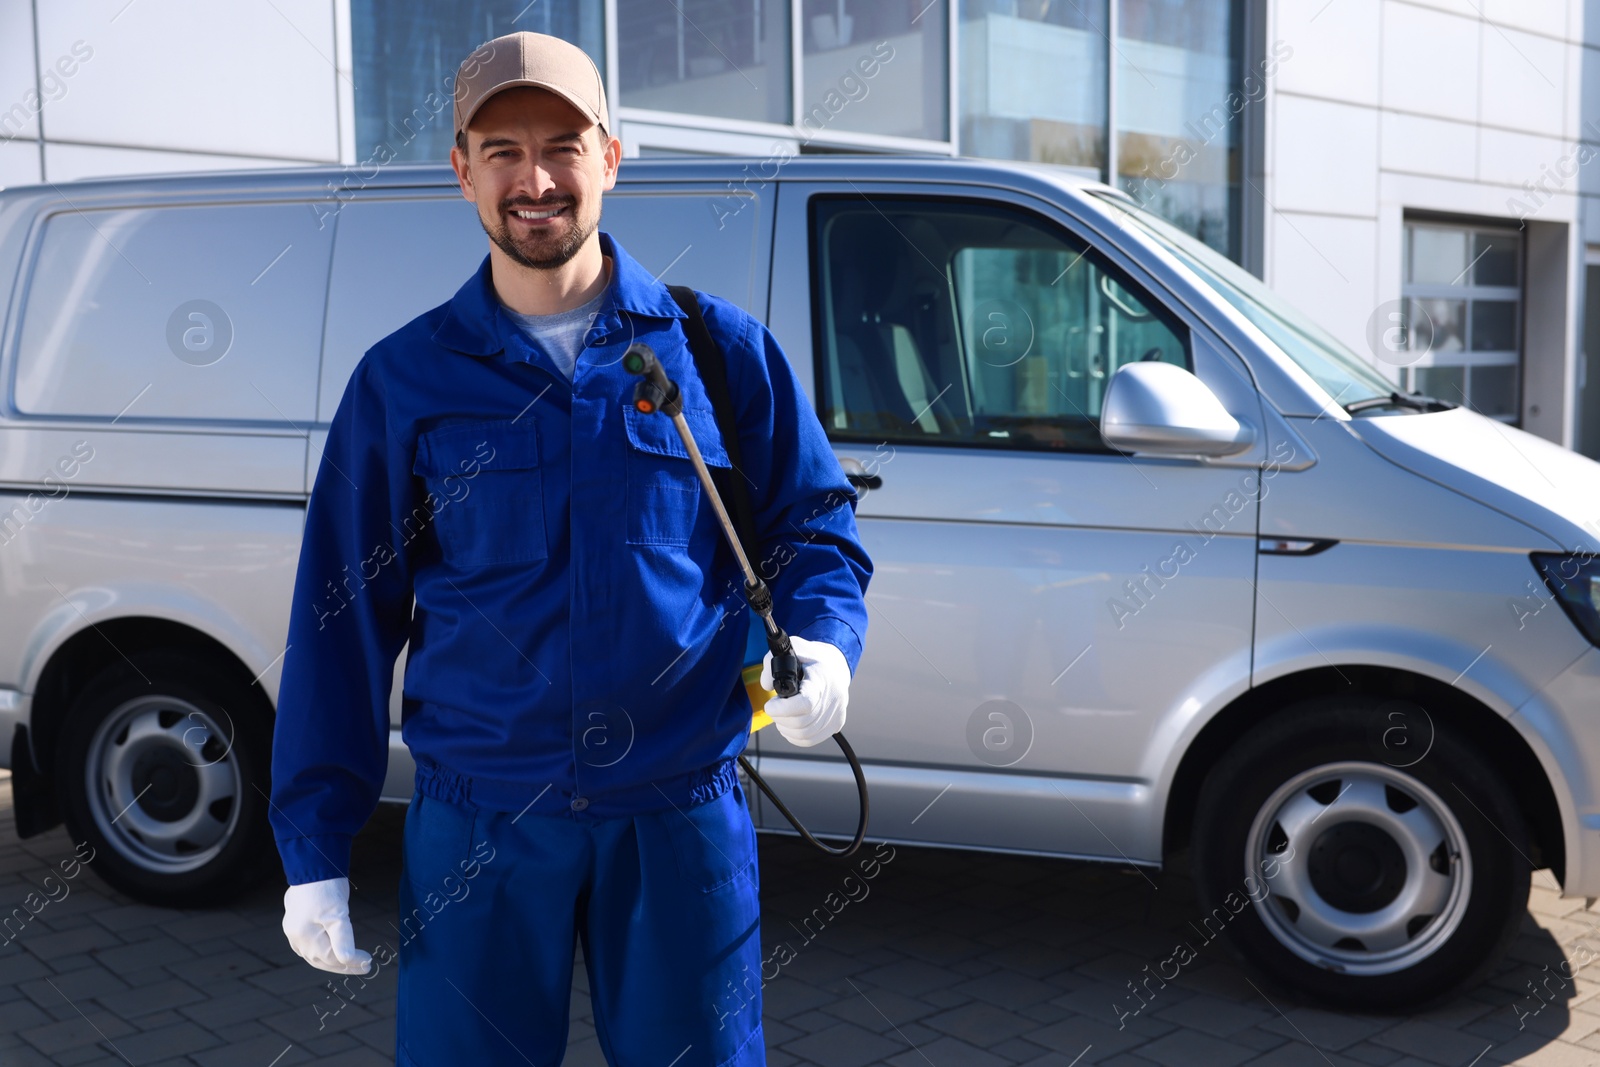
[624,342,870,857]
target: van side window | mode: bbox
[317,191,764,422]
[15,203,334,423]
[812,196,1190,452]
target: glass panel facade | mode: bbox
[617,0,790,124]
[800,0,946,141]
[351,2,1254,261]
[1401,221,1522,422]
[352,0,603,165]
[958,0,1107,171]
[1584,265,1600,460]
[1115,0,1243,259]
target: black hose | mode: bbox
[739,731,869,858]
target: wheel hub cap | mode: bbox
[84,696,242,875]
[1246,762,1471,976]
[130,747,200,822]
[1307,821,1407,913]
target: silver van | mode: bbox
[1,157,1597,1009]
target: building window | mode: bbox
[1402,221,1521,422]
[958,0,1248,261]
[1115,0,1245,260]
[352,0,604,165]
[617,0,790,125]
[958,0,1108,172]
[800,1,946,142]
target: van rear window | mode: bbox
[14,202,333,424]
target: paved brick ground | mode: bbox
[3,768,1600,1065]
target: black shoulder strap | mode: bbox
[666,285,760,570]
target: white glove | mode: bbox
[760,635,850,748]
[283,877,372,974]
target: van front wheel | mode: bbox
[1192,696,1529,1010]
[55,651,277,907]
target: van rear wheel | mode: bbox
[55,650,277,907]
[1192,695,1529,1010]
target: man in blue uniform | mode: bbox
[268,30,871,1067]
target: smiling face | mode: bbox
[450,86,621,271]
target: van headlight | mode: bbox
[1531,552,1600,646]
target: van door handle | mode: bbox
[838,456,882,491]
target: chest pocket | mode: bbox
[623,403,731,547]
[413,418,547,566]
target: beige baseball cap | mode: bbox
[452,31,609,144]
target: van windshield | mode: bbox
[1090,192,1396,410]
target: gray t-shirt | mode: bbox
[500,284,608,381]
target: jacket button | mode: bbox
[570,796,589,812]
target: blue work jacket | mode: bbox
[269,231,872,886]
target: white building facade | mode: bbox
[2,0,1596,457]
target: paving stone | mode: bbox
[348,1015,397,1055]
[106,1019,221,1061]
[1135,1029,1256,1067]
[1019,1000,1077,1026]
[53,1043,119,1066]
[19,924,124,959]
[1342,1042,1405,1065]
[1258,1007,1392,1052]
[19,964,130,1006]
[1370,1018,1508,1064]
[2,781,1588,1066]
[89,903,176,934]
[781,1020,904,1067]
[1240,1043,1369,1066]
[1151,993,1273,1037]
[314,1046,397,1065]
[211,1018,272,1043]
[261,998,383,1043]
[301,1030,363,1054]
[784,1007,839,1034]
[1025,1011,1174,1060]
[247,962,342,997]
[952,969,1061,1009]
[95,976,208,1019]
[923,1000,1038,1045]
[921,987,972,1009]
[0,994,53,1032]
[0,950,53,984]
[130,1007,187,1029]
[822,985,931,1030]
[179,985,294,1028]
[885,1034,1011,1067]
[91,935,198,976]
[762,1016,805,1046]
[156,909,259,942]
[164,946,277,985]
[20,1008,137,1057]
[190,1035,312,1067]
[44,952,99,976]
[0,1045,61,1066]
[1488,1042,1599,1066]
[762,976,837,1018]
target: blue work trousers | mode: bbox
[394,781,766,1066]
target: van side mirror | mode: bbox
[1099,361,1255,456]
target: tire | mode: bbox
[1192,694,1530,1010]
[54,650,278,907]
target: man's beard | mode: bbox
[480,194,597,270]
